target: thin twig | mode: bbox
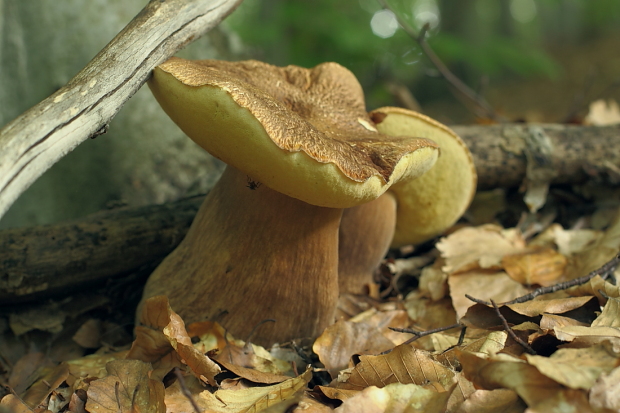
[466,252,620,306]
[490,299,536,355]
[390,323,462,346]
[173,368,202,413]
[377,0,504,121]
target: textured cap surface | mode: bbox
[149,58,439,208]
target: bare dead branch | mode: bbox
[490,299,536,355]
[466,252,620,307]
[0,0,243,220]
[377,0,504,121]
[389,323,462,345]
[173,368,201,413]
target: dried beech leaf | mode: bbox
[458,351,563,407]
[526,388,597,413]
[337,344,455,390]
[0,395,32,413]
[445,372,476,412]
[525,344,620,390]
[189,367,312,413]
[313,319,395,377]
[437,225,525,274]
[540,314,588,330]
[589,365,620,410]
[317,386,359,402]
[566,275,620,304]
[162,308,221,386]
[506,296,599,318]
[128,296,221,386]
[591,297,620,328]
[554,326,620,342]
[584,99,620,126]
[334,383,451,413]
[86,359,165,413]
[448,271,530,320]
[216,360,290,384]
[502,248,567,286]
[453,388,525,413]
[436,332,507,370]
[21,362,69,409]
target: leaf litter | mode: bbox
[4,198,620,412]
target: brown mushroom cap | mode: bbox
[369,107,477,247]
[149,58,439,208]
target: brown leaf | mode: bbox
[20,361,70,410]
[73,319,103,349]
[448,271,530,319]
[458,350,563,407]
[8,352,54,396]
[337,344,455,390]
[334,383,452,413]
[128,296,221,386]
[525,344,620,390]
[502,248,567,286]
[316,386,359,402]
[216,360,291,384]
[592,297,620,328]
[313,320,395,378]
[0,395,32,413]
[452,389,525,413]
[506,296,599,318]
[589,365,620,410]
[85,359,165,413]
[175,368,312,413]
[566,275,620,305]
[540,314,589,330]
[437,225,525,274]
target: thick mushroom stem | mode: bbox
[338,193,397,295]
[138,166,342,346]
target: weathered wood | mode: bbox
[0,196,204,303]
[454,123,620,190]
[0,0,243,219]
[1,123,619,303]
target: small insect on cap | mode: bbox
[370,107,477,247]
[148,58,440,208]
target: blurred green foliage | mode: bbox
[225,0,620,110]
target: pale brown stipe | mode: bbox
[140,58,440,345]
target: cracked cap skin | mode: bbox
[148,57,440,208]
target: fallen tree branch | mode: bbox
[1,123,619,303]
[0,0,243,220]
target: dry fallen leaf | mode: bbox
[589,365,620,410]
[337,343,455,390]
[86,359,165,413]
[458,351,563,407]
[448,271,530,319]
[452,388,525,413]
[584,99,620,126]
[437,225,525,274]
[525,344,620,390]
[502,248,567,286]
[334,383,452,413]
[128,295,221,386]
[313,319,395,377]
[166,368,312,413]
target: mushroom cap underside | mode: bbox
[370,107,477,247]
[148,58,439,208]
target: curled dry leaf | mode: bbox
[86,359,165,413]
[506,296,599,318]
[592,297,620,328]
[525,344,620,390]
[437,225,525,274]
[448,271,530,320]
[127,296,221,386]
[165,367,312,413]
[589,366,620,410]
[566,275,620,304]
[453,388,525,413]
[313,319,396,378]
[337,343,455,390]
[501,248,567,287]
[334,383,452,413]
[458,351,563,407]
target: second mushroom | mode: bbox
[140,57,473,346]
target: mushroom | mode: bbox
[140,57,440,345]
[338,107,477,294]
